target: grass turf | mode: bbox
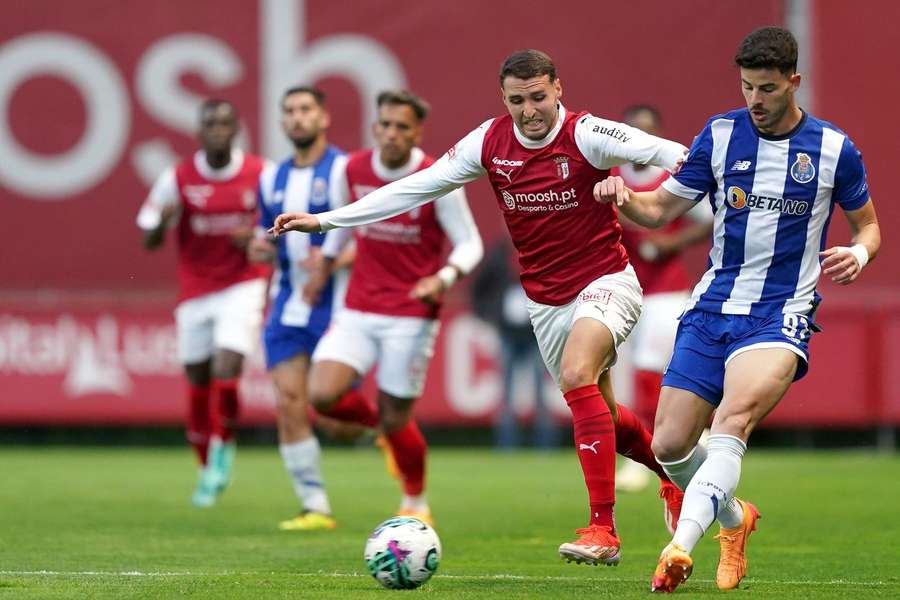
[0,447,898,598]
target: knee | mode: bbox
[712,410,754,440]
[379,408,410,434]
[211,352,243,380]
[212,364,241,381]
[275,386,304,413]
[651,427,694,463]
[559,363,597,394]
[306,380,340,412]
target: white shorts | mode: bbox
[526,265,643,387]
[174,278,267,364]
[312,309,440,398]
[624,290,689,373]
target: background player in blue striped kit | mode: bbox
[595,27,881,592]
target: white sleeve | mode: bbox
[321,156,353,258]
[317,120,492,231]
[434,187,483,275]
[136,167,178,230]
[255,162,278,237]
[574,115,688,172]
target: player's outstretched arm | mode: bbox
[593,176,696,228]
[269,212,321,236]
[272,124,488,238]
[820,198,880,285]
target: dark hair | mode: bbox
[735,27,798,75]
[622,104,662,127]
[199,98,237,119]
[499,49,557,85]
[282,85,326,107]
[377,89,430,122]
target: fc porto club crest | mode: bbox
[554,156,569,180]
[790,152,816,184]
[311,177,328,205]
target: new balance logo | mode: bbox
[495,167,513,184]
[579,441,601,454]
[731,160,752,171]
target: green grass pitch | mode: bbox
[1,446,898,598]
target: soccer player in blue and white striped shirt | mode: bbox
[594,27,880,593]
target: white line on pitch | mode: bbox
[0,570,893,587]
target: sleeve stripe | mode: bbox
[661,177,705,202]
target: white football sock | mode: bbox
[658,443,707,491]
[672,434,746,552]
[401,494,429,513]
[279,437,332,515]
[658,440,745,530]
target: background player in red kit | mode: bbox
[612,105,713,494]
[303,90,483,525]
[270,50,688,565]
[136,99,267,507]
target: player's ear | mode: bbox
[789,72,802,93]
[554,78,562,99]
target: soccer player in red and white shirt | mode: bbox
[303,90,483,525]
[137,99,268,507]
[271,50,690,565]
[612,105,713,494]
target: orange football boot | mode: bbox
[650,543,693,593]
[558,524,621,566]
[659,481,684,535]
[714,499,761,590]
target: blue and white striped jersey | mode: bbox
[663,109,869,317]
[257,145,349,332]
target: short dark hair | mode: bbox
[199,98,237,119]
[376,89,430,122]
[499,49,557,85]
[282,85,326,107]
[735,27,798,75]
[622,104,662,128]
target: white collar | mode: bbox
[194,148,244,181]
[512,104,567,150]
[371,147,425,181]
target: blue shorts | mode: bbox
[263,321,323,370]
[661,309,814,407]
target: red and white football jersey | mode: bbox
[137,150,267,302]
[479,110,628,304]
[317,105,687,306]
[344,149,447,319]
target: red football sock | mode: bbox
[212,378,240,442]
[320,389,379,428]
[564,384,616,530]
[186,383,211,466]
[614,402,669,482]
[386,420,426,496]
[634,369,663,430]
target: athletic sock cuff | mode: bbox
[707,434,747,458]
[656,444,702,468]
[213,378,239,391]
[563,385,610,421]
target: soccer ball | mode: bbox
[364,517,441,589]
